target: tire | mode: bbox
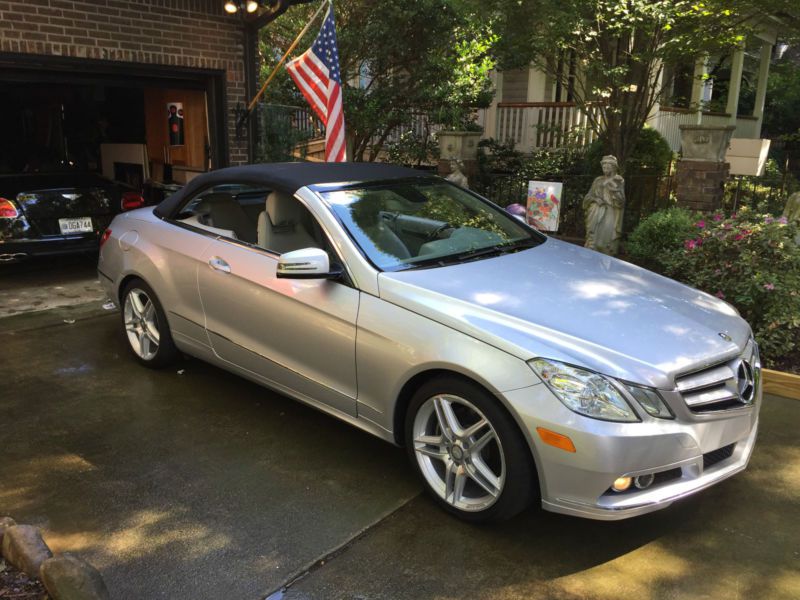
[405,376,538,523]
[120,278,178,368]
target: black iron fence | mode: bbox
[475,170,675,239]
[723,175,799,215]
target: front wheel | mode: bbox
[121,279,178,368]
[405,377,537,523]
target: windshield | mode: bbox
[320,179,545,271]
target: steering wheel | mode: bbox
[426,222,452,242]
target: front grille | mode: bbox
[703,443,736,469]
[653,467,682,485]
[675,342,759,413]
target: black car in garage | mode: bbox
[0,171,144,263]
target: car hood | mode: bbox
[378,238,751,389]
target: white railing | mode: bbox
[495,102,599,152]
[652,107,762,152]
[734,116,760,140]
[380,112,443,146]
[652,107,731,152]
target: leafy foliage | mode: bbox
[626,207,697,271]
[386,131,440,167]
[258,0,497,162]
[585,127,674,175]
[479,0,799,169]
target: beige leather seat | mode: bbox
[257,191,319,253]
[196,193,255,243]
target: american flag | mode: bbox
[286,6,347,162]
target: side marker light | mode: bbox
[536,427,576,453]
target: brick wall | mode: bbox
[675,160,730,212]
[0,0,249,165]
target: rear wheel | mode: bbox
[405,376,537,523]
[121,279,177,368]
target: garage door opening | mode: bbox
[0,54,228,194]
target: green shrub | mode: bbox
[626,207,698,271]
[386,130,439,166]
[663,208,800,370]
[585,127,674,174]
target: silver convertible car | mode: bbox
[98,163,761,522]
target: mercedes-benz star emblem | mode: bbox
[736,359,755,404]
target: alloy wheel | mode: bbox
[123,288,161,361]
[412,394,506,512]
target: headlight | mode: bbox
[530,358,639,422]
[624,384,673,419]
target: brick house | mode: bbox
[0,0,261,184]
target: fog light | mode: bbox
[634,474,655,489]
[612,476,632,492]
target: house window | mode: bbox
[502,69,529,103]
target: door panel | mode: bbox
[198,239,358,417]
[153,222,215,348]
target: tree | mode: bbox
[480,0,800,170]
[258,0,497,161]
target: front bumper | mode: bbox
[504,381,761,521]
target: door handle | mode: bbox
[208,257,231,273]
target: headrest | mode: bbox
[266,191,305,226]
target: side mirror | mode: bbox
[276,247,342,280]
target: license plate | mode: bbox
[58,217,94,235]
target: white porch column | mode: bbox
[483,70,501,139]
[690,56,708,124]
[647,59,664,126]
[752,41,773,135]
[726,46,745,126]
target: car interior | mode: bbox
[176,185,328,257]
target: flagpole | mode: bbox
[246,0,330,113]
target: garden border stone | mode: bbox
[0,516,109,600]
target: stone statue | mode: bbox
[583,155,625,255]
[446,159,469,189]
[784,191,800,244]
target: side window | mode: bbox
[258,191,327,255]
[177,184,269,245]
[177,184,333,259]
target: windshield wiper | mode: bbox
[403,238,540,270]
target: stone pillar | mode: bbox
[675,161,730,212]
[438,131,482,183]
[675,125,736,212]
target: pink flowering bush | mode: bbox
[627,207,800,370]
[662,208,800,371]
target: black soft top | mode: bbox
[154,162,434,218]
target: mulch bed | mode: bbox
[0,559,47,600]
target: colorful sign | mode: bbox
[526,181,562,232]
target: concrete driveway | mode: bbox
[1,309,798,600]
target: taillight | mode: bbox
[0,198,19,218]
[121,192,145,211]
[99,228,112,248]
